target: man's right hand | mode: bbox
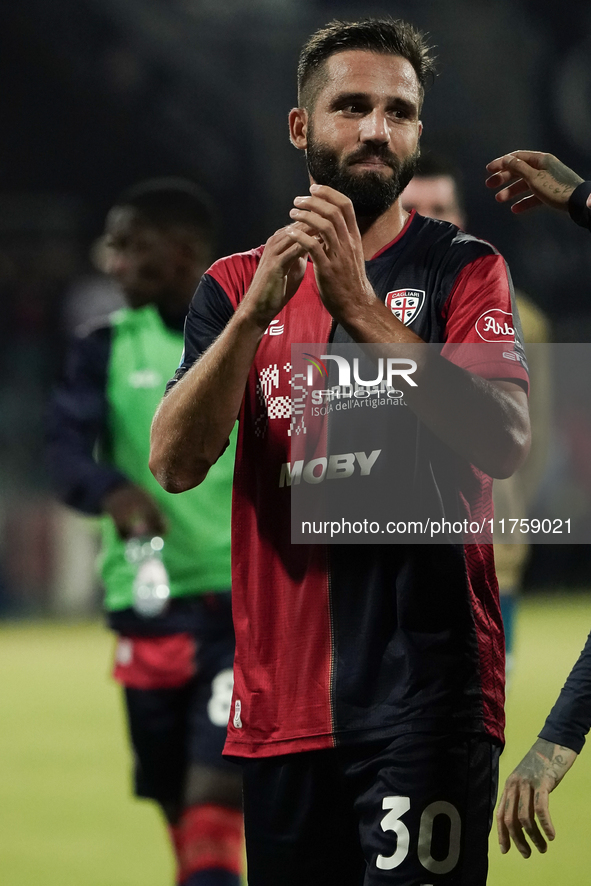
[485,151,584,214]
[102,483,166,539]
[242,226,308,330]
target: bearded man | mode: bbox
[150,18,530,886]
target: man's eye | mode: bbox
[343,104,365,114]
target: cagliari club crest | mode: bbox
[385,289,426,326]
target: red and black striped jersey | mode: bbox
[169,211,529,758]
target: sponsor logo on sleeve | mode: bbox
[264,319,284,336]
[475,309,515,342]
[385,289,425,326]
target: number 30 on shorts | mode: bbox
[376,796,461,875]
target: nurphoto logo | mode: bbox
[304,354,417,389]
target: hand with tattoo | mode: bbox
[496,737,577,857]
[485,151,584,214]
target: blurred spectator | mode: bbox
[47,179,244,886]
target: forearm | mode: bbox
[338,302,530,478]
[46,326,126,514]
[540,629,591,753]
[405,351,529,478]
[150,306,264,492]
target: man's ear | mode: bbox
[418,120,423,138]
[289,107,308,150]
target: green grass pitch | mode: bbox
[0,593,590,885]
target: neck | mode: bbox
[358,199,410,260]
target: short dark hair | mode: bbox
[297,18,436,111]
[413,151,464,211]
[414,153,458,180]
[114,177,217,245]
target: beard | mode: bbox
[306,129,419,220]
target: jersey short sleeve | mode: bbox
[165,274,234,393]
[165,249,261,393]
[440,251,529,391]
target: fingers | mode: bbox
[103,485,166,539]
[486,151,548,175]
[518,786,549,855]
[292,184,360,240]
[509,194,543,214]
[130,499,167,538]
[485,151,582,215]
[279,237,309,264]
[285,224,330,267]
[490,178,531,202]
[485,169,515,189]
[289,202,345,253]
[261,228,309,277]
[534,788,556,842]
[501,781,534,858]
[311,184,359,233]
[485,154,543,194]
[497,778,552,858]
[285,254,308,301]
[287,185,364,274]
[496,789,512,855]
[485,154,546,215]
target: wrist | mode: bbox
[326,281,377,326]
[568,181,591,230]
[234,299,273,336]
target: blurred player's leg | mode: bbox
[174,621,243,886]
[115,621,243,886]
[169,802,243,886]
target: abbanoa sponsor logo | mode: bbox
[475,309,515,342]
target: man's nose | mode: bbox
[359,110,390,144]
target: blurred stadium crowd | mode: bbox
[1,0,591,614]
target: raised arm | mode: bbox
[149,229,307,493]
[485,151,591,226]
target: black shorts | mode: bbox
[112,593,238,807]
[241,732,500,886]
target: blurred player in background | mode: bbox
[486,150,591,859]
[47,180,243,886]
[402,154,551,676]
